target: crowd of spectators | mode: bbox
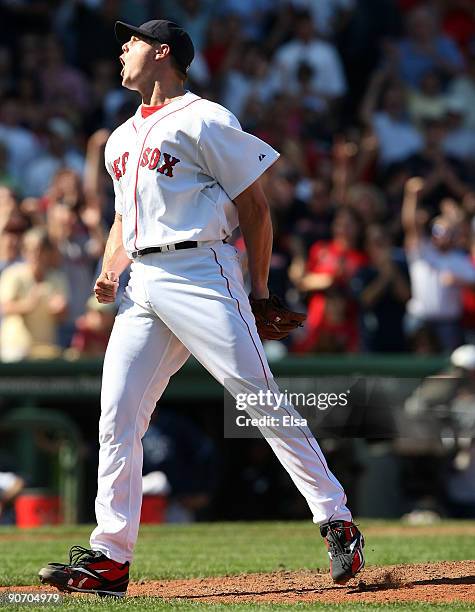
[2,0,475,359]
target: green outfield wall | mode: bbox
[0,354,449,401]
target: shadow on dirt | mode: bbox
[349,571,475,594]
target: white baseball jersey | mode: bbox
[104,91,280,255]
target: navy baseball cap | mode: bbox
[115,19,194,75]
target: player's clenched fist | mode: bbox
[94,271,119,303]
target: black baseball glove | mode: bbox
[249,293,306,341]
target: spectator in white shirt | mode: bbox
[22,118,84,198]
[402,177,475,352]
[274,11,347,101]
[221,45,280,120]
[360,69,423,167]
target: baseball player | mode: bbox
[39,20,364,597]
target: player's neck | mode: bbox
[141,79,186,107]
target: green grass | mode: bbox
[1,521,474,611]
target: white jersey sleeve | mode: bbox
[104,137,124,215]
[197,108,279,200]
[111,173,124,215]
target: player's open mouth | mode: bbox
[120,56,125,76]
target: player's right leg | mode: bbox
[90,293,190,565]
[39,270,190,596]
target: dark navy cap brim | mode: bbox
[115,21,155,44]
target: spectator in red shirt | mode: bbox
[202,16,241,78]
[442,0,475,55]
[291,207,368,352]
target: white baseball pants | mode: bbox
[90,241,351,563]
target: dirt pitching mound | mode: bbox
[130,560,475,604]
[2,560,475,604]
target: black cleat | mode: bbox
[320,520,365,584]
[38,545,129,597]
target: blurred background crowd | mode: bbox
[2,0,475,526]
[2,0,475,358]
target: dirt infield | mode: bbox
[129,561,475,604]
[2,560,475,604]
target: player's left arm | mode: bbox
[234,178,272,300]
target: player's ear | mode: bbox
[154,43,171,61]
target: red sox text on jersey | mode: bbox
[112,150,180,180]
[103,92,279,255]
